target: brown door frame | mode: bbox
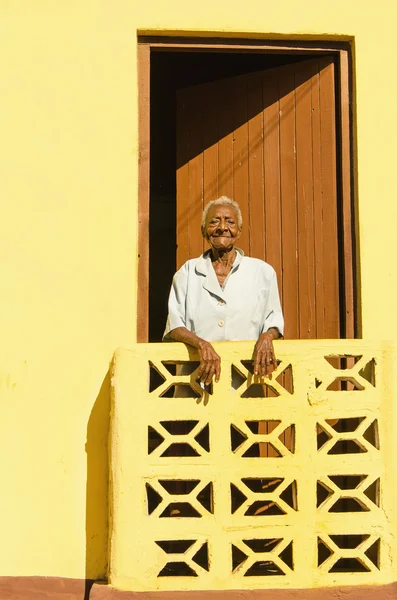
[137,37,358,342]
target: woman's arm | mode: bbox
[169,327,221,385]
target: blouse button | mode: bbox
[218,320,225,327]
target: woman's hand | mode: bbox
[198,340,221,385]
[253,329,279,378]
[169,327,221,385]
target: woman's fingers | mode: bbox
[261,353,269,377]
[199,358,211,382]
[270,345,277,369]
[200,359,219,384]
[198,343,221,385]
[214,359,221,383]
[253,352,261,376]
[253,335,278,378]
[205,363,216,385]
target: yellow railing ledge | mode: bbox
[109,340,397,592]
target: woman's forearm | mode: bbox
[168,327,208,350]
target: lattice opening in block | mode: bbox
[149,362,166,392]
[158,562,198,577]
[159,479,200,494]
[364,539,380,569]
[156,540,209,577]
[162,362,200,376]
[160,502,202,517]
[244,561,284,576]
[359,358,376,386]
[231,421,295,457]
[316,475,380,513]
[241,384,280,398]
[317,535,380,573]
[146,480,213,517]
[232,538,293,576]
[331,534,369,548]
[232,544,249,571]
[318,539,333,566]
[324,355,362,368]
[148,360,211,398]
[326,377,365,391]
[328,475,366,489]
[324,356,376,387]
[161,443,200,457]
[162,384,201,398]
[148,421,210,457]
[316,418,379,455]
[326,417,364,432]
[148,426,165,454]
[231,362,293,396]
[231,478,297,516]
[330,558,369,572]
[362,420,379,449]
[245,500,284,516]
[329,486,361,509]
[315,355,376,392]
[317,425,332,450]
[363,479,380,505]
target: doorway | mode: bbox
[138,39,357,343]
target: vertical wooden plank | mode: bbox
[232,74,250,255]
[263,75,283,302]
[218,77,234,200]
[311,63,325,339]
[137,44,150,342]
[262,71,287,453]
[279,70,299,339]
[187,90,204,260]
[256,74,277,457]
[278,65,300,430]
[339,50,355,338]
[203,144,218,208]
[295,64,316,339]
[319,60,340,339]
[247,71,265,260]
[203,80,219,217]
[176,88,191,270]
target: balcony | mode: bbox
[109,340,397,592]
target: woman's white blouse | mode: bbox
[163,249,284,342]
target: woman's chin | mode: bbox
[210,244,235,254]
[210,238,235,248]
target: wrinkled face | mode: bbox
[204,204,241,251]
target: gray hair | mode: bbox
[201,196,243,237]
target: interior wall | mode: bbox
[149,51,313,341]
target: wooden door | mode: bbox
[176,57,349,340]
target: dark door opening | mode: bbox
[145,43,356,342]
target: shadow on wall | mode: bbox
[85,368,111,597]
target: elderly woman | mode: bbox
[164,197,284,385]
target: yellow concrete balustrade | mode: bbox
[109,340,397,592]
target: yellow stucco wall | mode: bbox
[0,0,396,581]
